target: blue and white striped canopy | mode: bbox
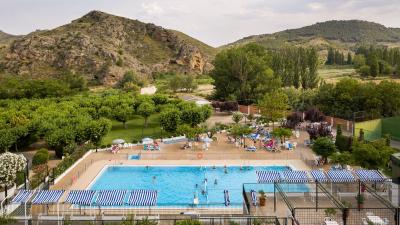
[96,190,126,206]
[12,190,34,203]
[310,170,329,182]
[127,190,157,206]
[223,190,230,206]
[31,190,64,204]
[66,190,96,206]
[355,170,385,182]
[256,171,281,183]
[327,170,356,183]
[250,190,257,206]
[281,170,309,183]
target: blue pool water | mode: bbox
[89,166,308,207]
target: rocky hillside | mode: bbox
[225,20,400,51]
[0,11,216,85]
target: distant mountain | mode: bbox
[0,11,216,85]
[225,20,400,51]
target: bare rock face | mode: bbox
[0,10,214,85]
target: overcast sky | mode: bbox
[1,0,400,47]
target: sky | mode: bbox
[1,0,400,47]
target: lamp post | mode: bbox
[24,158,29,190]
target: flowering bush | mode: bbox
[0,152,26,187]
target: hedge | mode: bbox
[32,149,49,166]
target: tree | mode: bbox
[271,128,292,143]
[326,48,334,65]
[312,137,337,162]
[359,65,370,76]
[258,90,289,127]
[347,52,352,65]
[113,104,133,129]
[176,124,203,140]
[352,141,394,169]
[232,112,244,124]
[116,71,145,89]
[330,152,353,166]
[211,43,280,104]
[137,101,155,128]
[229,124,252,138]
[353,54,366,68]
[368,53,379,77]
[160,109,181,133]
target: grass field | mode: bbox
[102,114,170,145]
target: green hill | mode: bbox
[225,20,400,51]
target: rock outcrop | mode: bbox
[0,11,215,85]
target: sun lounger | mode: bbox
[246,146,257,152]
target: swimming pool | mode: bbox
[89,165,308,207]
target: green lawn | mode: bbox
[102,114,170,145]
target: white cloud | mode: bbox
[141,2,164,16]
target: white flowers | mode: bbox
[0,152,26,187]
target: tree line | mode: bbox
[211,43,319,105]
[325,48,352,65]
[353,46,400,77]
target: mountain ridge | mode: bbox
[0,10,215,85]
[224,20,400,51]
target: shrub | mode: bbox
[359,65,370,76]
[312,137,337,162]
[175,220,202,225]
[335,135,353,152]
[32,149,49,166]
[136,218,158,225]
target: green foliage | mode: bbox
[0,75,79,99]
[116,71,145,88]
[352,140,395,169]
[314,78,400,119]
[176,124,203,139]
[180,104,211,127]
[258,89,289,124]
[359,65,370,76]
[32,149,49,166]
[136,218,158,225]
[335,135,353,152]
[271,47,319,89]
[312,137,337,160]
[160,109,180,133]
[229,124,252,138]
[0,215,16,225]
[211,43,281,104]
[330,151,353,165]
[168,73,198,93]
[271,127,292,143]
[354,46,400,76]
[175,220,202,225]
[283,87,316,111]
[137,101,156,127]
[232,112,244,124]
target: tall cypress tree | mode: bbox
[326,48,334,65]
[347,52,352,65]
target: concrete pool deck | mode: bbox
[51,132,316,190]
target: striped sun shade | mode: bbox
[281,170,309,183]
[11,190,34,203]
[355,170,386,182]
[327,170,356,183]
[310,170,329,182]
[66,190,96,206]
[127,190,157,206]
[95,190,126,206]
[256,171,281,183]
[31,190,64,204]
